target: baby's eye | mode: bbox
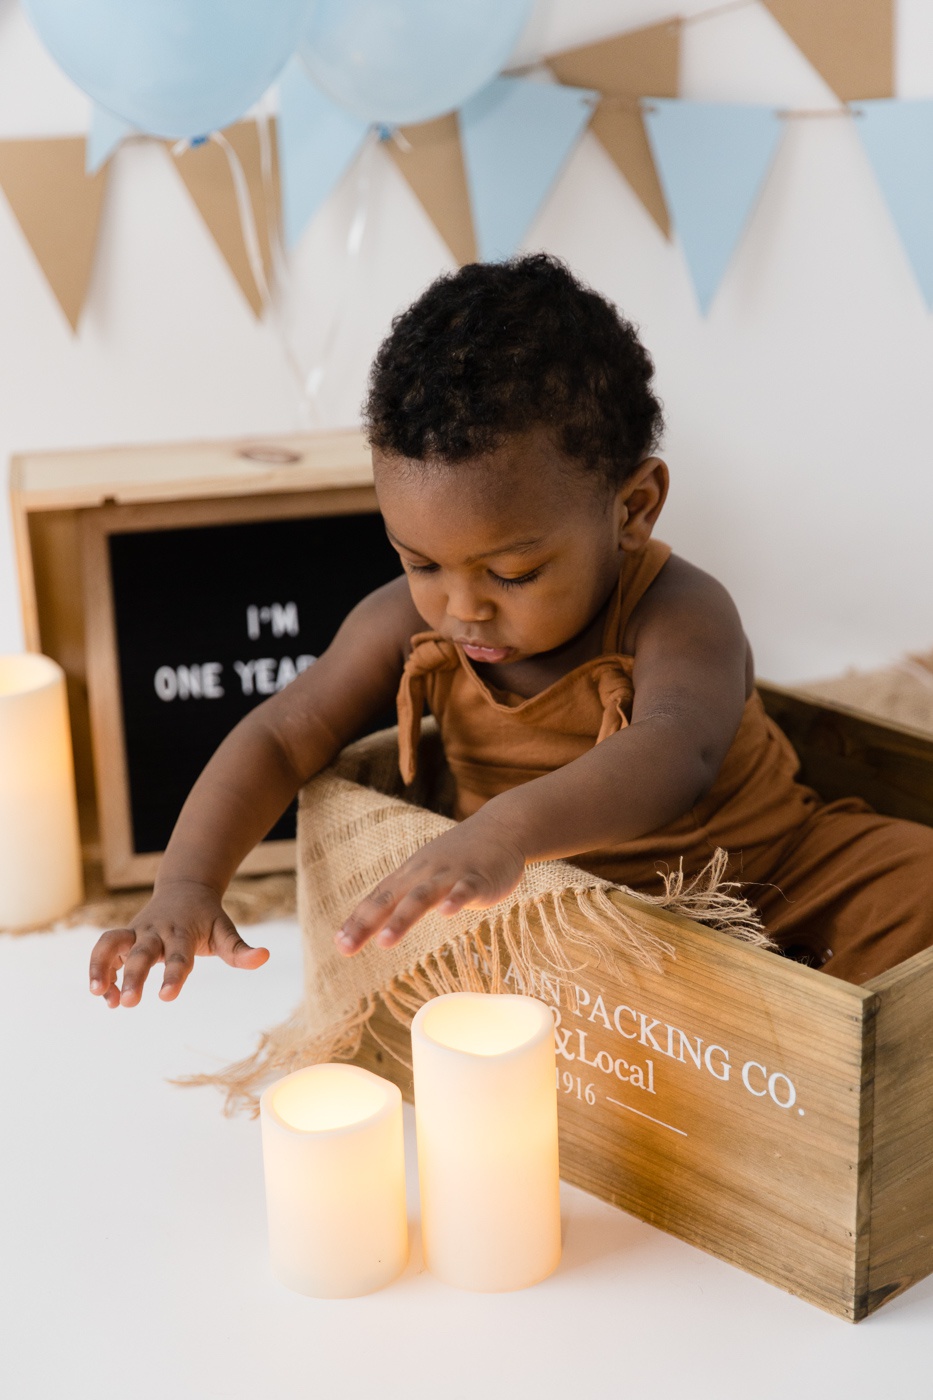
[490,568,542,589]
[404,561,439,575]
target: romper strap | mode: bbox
[603,539,673,652]
[396,633,459,784]
[594,660,635,743]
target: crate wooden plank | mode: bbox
[354,893,876,1320]
[864,943,933,1312]
[759,681,933,826]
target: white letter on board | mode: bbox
[233,660,256,695]
[742,1061,768,1096]
[704,1044,730,1082]
[154,667,178,701]
[255,659,276,695]
[202,663,224,698]
[271,602,299,637]
[275,657,298,690]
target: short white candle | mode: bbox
[411,992,562,1292]
[0,654,83,929]
[260,1063,408,1298]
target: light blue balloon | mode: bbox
[22,0,312,140]
[301,0,535,126]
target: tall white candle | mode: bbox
[260,1063,408,1298]
[0,654,83,929]
[411,992,562,1292]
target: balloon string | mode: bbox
[172,122,375,427]
[209,130,272,308]
[255,109,290,292]
[301,125,378,422]
[171,129,318,419]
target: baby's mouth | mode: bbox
[457,640,515,664]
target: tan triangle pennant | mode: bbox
[0,136,108,332]
[170,119,281,317]
[548,21,681,238]
[385,114,477,266]
[762,0,894,101]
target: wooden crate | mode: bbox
[352,687,933,1322]
[9,430,374,880]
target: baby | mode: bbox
[89,255,933,1008]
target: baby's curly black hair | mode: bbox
[363,254,663,486]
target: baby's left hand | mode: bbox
[336,812,526,955]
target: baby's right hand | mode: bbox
[88,879,269,1008]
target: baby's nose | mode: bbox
[446,585,494,624]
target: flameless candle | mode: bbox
[260,1063,408,1297]
[411,992,562,1292]
[0,654,82,929]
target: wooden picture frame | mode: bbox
[10,428,378,889]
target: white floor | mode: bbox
[1,920,930,1400]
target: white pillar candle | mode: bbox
[0,654,83,929]
[260,1063,408,1298]
[411,992,562,1292]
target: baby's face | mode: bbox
[374,429,632,663]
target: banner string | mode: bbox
[682,0,756,26]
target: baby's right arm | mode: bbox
[88,577,421,1008]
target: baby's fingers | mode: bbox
[371,877,459,950]
[158,937,196,1001]
[118,934,165,1007]
[209,913,269,971]
[337,882,406,955]
[89,928,136,1004]
[437,874,491,916]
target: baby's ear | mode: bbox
[618,458,669,549]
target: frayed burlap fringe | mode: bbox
[181,725,770,1117]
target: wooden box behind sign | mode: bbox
[9,430,387,887]
[352,690,933,1322]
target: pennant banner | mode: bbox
[0,136,108,331]
[171,120,281,317]
[277,57,370,250]
[548,21,680,238]
[855,99,933,308]
[644,99,783,314]
[459,77,595,264]
[385,115,477,267]
[86,105,135,174]
[762,0,893,102]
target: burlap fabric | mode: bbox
[190,722,770,1116]
[801,650,933,736]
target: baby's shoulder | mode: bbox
[622,551,744,655]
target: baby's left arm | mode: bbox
[337,555,749,954]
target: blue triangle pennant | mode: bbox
[86,104,135,174]
[277,58,371,249]
[459,76,595,263]
[644,99,784,314]
[854,98,933,308]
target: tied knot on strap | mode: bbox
[594,661,635,744]
[397,633,460,784]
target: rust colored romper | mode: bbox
[396,540,933,984]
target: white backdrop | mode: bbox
[2,0,933,682]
